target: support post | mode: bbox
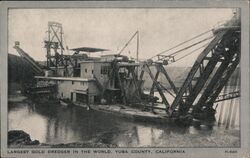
[144,64,170,109]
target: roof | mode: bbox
[74,89,88,94]
[70,47,109,53]
[35,76,95,82]
[101,54,120,57]
[118,62,140,67]
[79,60,110,63]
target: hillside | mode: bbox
[141,65,240,90]
[8,54,36,82]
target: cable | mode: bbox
[171,43,208,64]
[162,36,213,59]
[150,29,213,59]
[155,36,213,62]
[167,42,209,65]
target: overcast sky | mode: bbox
[8,8,234,66]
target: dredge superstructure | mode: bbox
[14,11,241,124]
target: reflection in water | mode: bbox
[151,89,240,129]
[8,99,240,147]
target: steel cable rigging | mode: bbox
[149,28,215,64]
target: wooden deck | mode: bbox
[90,104,180,124]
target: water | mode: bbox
[8,98,240,147]
[148,87,240,128]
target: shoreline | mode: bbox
[8,130,117,148]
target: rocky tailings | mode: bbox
[8,130,117,148]
[8,130,40,146]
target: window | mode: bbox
[72,81,74,85]
[81,82,85,86]
[85,69,88,73]
[101,66,110,74]
[92,70,94,74]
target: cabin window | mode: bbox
[85,69,88,73]
[101,66,110,74]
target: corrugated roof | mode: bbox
[70,47,109,52]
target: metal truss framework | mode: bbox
[139,14,241,119]
[44,22,65,68]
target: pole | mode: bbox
[118,31,138,55]
[136,31,139,62]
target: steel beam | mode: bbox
[150,71,160,96]
[144,64,170,108]
[205,54,240,105]
[194,50,236,109]
[169,30,227,115]
[157,64,179,94]
[14,44,44,75]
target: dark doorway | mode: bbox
[76,93,88,104]
[71,92,73,101]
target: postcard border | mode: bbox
[1,1,249,158]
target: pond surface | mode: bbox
[8,97,240,147]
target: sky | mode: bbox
[8,8,234,66]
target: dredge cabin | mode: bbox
[34,49,141,107]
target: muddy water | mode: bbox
[150,88,240,128]
[8,97,240,147]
